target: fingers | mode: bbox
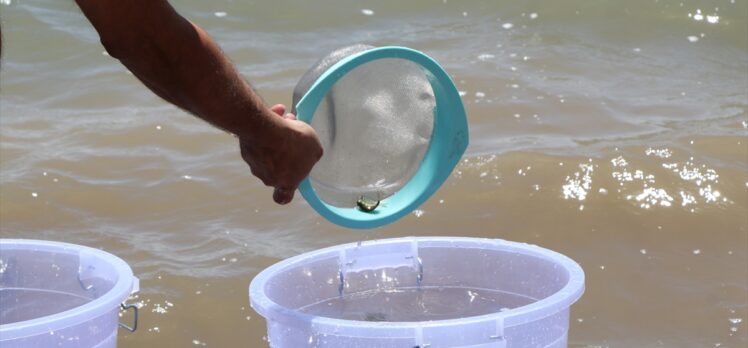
[239,107,313,206]
[270,104,286,116]
[273,187,296,205]
[271,105,299,123]
[239,139,273,187]
[270,104,297,121]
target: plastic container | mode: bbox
[0,239,139,348]
[250,237,584,348]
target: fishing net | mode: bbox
[293,45,435,207]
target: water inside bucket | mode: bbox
[1,240,139,348]
[0,288,91,324]
[300,286,535,322]
[251,238,585,348]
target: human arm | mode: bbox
[75,0,322,204]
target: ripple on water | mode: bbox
[562,161,594,201]
[558,146,733,211]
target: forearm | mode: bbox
[77,0,323,205]
[76,0,272,139]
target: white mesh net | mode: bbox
[307,58,435,207]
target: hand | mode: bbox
[239,104,323,205]
[75,0,322,204]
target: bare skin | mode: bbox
[74,0,322,205]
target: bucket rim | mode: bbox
[249,236,584,334]
[0,239,139,340]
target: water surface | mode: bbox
[1,0,746,347]
[300,287,534,322]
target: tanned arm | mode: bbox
[75,0,322,204]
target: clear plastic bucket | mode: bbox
[250,237,584,348]
[0,239,139,348]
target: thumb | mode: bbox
[270,104,286,116]
[273,187,296,205]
